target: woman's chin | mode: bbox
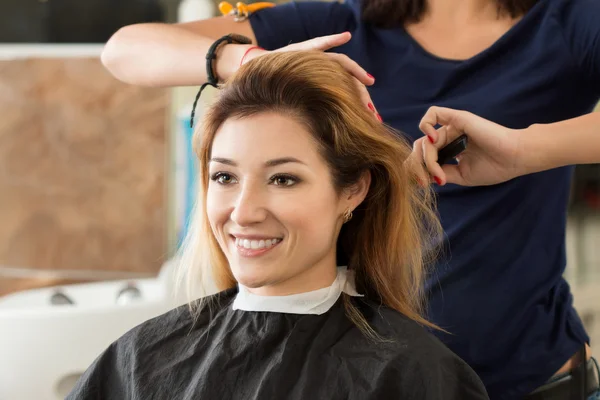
[232,269,273,290]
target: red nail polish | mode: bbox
[434,176,442,185]
[428,135,435,144]
[376,113,382,122]
[367,103,375,111]
[367,73,374,80]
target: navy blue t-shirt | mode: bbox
[250,0,600,398]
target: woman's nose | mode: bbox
[230,183,268,226]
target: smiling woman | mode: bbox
[206,113,350,298]
[66,51,490,400]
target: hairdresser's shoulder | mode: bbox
[359,300,490,399]
[548,0,599,14]
[547,0,600,36]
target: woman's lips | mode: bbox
[232,236,282,257]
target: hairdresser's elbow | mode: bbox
[101,27,125,72]
[101,26,154,86]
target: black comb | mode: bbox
[437,134,468,165]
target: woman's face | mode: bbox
[207,112,362,296]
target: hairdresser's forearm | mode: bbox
[101,23,253,87]
[521,111,600,174]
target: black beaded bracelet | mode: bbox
[190,33,253,128]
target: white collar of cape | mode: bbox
[232,266,364,315]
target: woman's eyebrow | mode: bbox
[210,157,236,166]
[265,157,306,167]
[209,157,307,167]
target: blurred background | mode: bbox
[0,0,598,399]
[0,0,211,298]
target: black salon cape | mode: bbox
[67,288,489,400]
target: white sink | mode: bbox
[0,260,184,400]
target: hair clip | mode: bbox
[218,1,275,21]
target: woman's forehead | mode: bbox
[210,113,324,168]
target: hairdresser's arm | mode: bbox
[101,18,372,88]
[522,112,600,174]
[411,107,600,186]
[101,17,256,87]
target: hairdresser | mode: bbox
[100,0,600,397]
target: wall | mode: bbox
[0,47,168,296]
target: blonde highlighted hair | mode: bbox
[176,51,443,334]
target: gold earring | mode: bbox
[343,209,353,223]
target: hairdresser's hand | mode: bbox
[241,32,381,121]
[276,32,374,84]
[411,106,526,186]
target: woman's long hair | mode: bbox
[176,51,443,334]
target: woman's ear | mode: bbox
[345,170,371,209]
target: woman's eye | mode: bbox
[271,175,298,187]
[211,172,236,185]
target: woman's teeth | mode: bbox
[235,238,281,249]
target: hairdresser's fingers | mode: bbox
[441,164,467,186]
[352,78,381,122]
[422,127,448,185]
[420,111,469,148]
[409,137,430,185]
[327,53,374,85]
[419,106,466,141]
[432,123,462,150]
[407,123,451,186]
[419,106,496,145]
[281,32,352,52]
[278,34,373,85]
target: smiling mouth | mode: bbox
[231,236,282,257]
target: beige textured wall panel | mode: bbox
[0,58,168,296]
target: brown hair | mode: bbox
[361,0,538,28]
[177,51,443,336]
